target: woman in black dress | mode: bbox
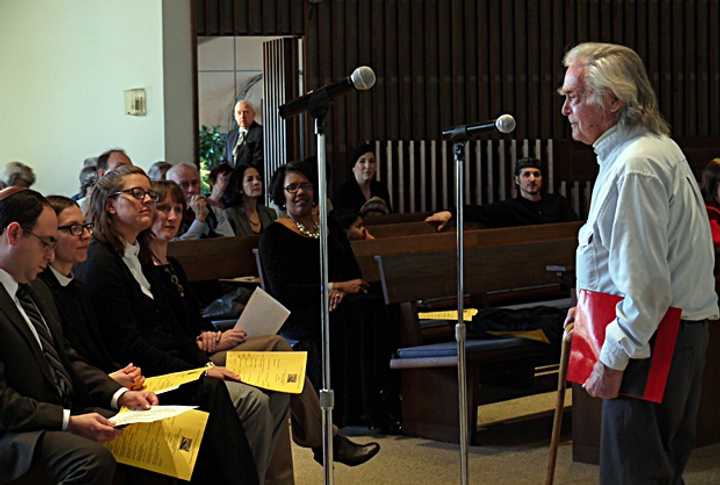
[260,159,398,428]
[335,143,392,214]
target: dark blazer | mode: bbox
[0,278,120,482]
[75,240,206,376]
[226,204,277,237]
[225,121,263,167]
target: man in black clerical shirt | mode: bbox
[425,157,577,230]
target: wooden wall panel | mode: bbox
[195,0,720,172]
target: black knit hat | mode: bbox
[514,157,542,176]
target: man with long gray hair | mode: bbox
[559,42,718,484]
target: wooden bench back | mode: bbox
[375,236,578,305]
[168,236,259,281]
[352,221,582,281]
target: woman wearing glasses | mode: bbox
[39,195,144,390]
[259,159,390,427]
[146,179,380,467]
[74,165,275,485]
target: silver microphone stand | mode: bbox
[311,104,335,485]
[453,141,470,485]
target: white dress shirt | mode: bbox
[122,241,154,299]
[577,124,719,371]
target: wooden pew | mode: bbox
[352,221,582,282]
[377,234,578,444]
[168,235,259,281]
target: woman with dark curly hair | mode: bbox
[260,159,399,429]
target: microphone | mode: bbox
[279,66,376,118]
[442,114,516,141]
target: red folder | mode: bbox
[566,289,681,403]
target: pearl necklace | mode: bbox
[292,217,320,239]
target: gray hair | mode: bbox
[4,161,36,188]
[166,162,198,181]
[563,42,670,136]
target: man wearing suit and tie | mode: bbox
[226,100,263,169]
[0,187,157,484]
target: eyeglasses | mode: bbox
[58,222,94,236]
[27,231,57,251]
[284,183,313,193]
[112,187,160,202]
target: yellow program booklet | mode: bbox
[418,308,478,322]
[105,409,209,481]
[226,351,307,394]
[142,366,208,394]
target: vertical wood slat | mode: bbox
[262,38,299,193]
[196,0,720,195]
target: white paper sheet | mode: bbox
[234,287,290,336]
[109,405,198,427]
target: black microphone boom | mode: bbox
[442,114,516,141]
[279,66,376,118]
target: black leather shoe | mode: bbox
[313,435,380,467]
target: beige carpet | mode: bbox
[290,392,720,484]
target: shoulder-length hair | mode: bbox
[88,165,150,254]
[562,42,670,137]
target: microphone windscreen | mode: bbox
[351,66,376,90]
[495,114,516,134]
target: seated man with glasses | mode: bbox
[40,195,145,390]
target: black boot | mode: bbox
[312,434,380,467]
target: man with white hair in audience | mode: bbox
[166,162,235,239]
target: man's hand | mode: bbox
[68,413,120,442]
[563,306,576,330]
[216,329,247,352]
[118,390,159,410]
[583,360,623,399]
[209,172,231,207]
[109,363,144,390]
[424,211,452,231]
[189,195,209,223]
[197,330,222,353]
[205,366,242,382]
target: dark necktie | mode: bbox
[17,285,74,407]
[233,129,247,164]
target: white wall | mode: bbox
[0,0,194,196]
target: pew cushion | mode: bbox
[390,337,552,370]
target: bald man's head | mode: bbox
[166,163,201,198]
[234,100,256,129]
